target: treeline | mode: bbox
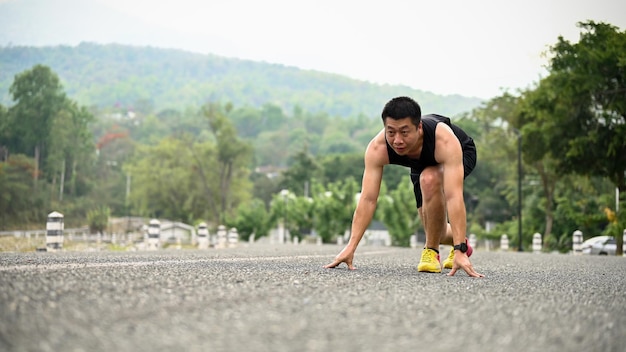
[0,42,482,119]
[1,21,624,253]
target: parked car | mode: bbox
[589,236,617,255]
[581,236,612,255]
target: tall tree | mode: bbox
[203,103,253,222]
[280,146,321,196]
[7,65,67,183]
[125,137,220,223]
[538,21,626,254]
[48,101,96,199]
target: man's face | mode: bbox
[384,117,421,156]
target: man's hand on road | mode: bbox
[324,247,356,270]
[448,252,484,278]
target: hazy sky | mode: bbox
[5,0,626,99]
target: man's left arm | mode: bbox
[440,136,466,249]
[436,125,484,277]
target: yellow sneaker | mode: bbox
[417,248,441,273]
[443,247,455,269]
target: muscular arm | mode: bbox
[344,144,384,252]
[434,125,467,247]
[434,124,482,277]
[324,130,386,269]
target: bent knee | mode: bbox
[419,166,443,196]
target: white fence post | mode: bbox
[532,233,542,253]
[500,234,509,251]
[46,211,64,251]
[227,228,239,247]
[147,219,160,250]
[197,222,209,249]
[217,225,227,248]
[572,230,583,255]
[410,234,418,249]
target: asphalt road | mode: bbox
[1,244,625,352]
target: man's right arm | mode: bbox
[324,134,386,269]
[344,152,384,252]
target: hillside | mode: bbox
[0,43,483,117]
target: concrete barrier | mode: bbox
[147,219,160,250]
[572,230,583,255]
[197,222,209,249]
[410,234,418,249]
[46,211,64,251]
[216,225,227,248]
[532,233,542,253]
[500,234,509,251]
[227,228,239,247]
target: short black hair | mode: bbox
[381,96,422,127]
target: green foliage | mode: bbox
[125,137,219,223]
[377,177,420,247]
[204,103,254,221]
[319,153,364,185]
[226,198,272,241]
[0,43,483,118]
[280,147,322,196]
[0,65,96,230]
[308,180,359,243]
[87,206,110,234]
[0,154,46,229]
[6,64,67,177]
[513,21,626,253]
[543,21,626,188]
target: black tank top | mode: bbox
[386,114,474,173]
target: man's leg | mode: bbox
[418,207,454,244]
[420,165,446,250]
[417,165,446,272]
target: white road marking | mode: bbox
[0,250,397,272]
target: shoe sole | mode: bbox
[417,264,441,273]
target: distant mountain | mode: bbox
[0,43,483,117]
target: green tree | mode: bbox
[378,177,420,246]
[268,191,316,242]
[7,65,67,183]
[227,198,272,241]
[281,146,321,196]
[453,96,518,243]
[310,179,358,243]
[204,103,254,221]
[534,21,626,254]
[125,137,219,223]
[0,154,44,229]
[87,206,110,234]
[47,101,96,200]
[319,153,363,185]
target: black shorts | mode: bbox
[409,144,477,209]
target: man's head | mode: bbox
[381,97,423,156]
[381,96,422,127]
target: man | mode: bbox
[324,96,483,277]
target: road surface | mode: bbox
[1,244,624,352]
